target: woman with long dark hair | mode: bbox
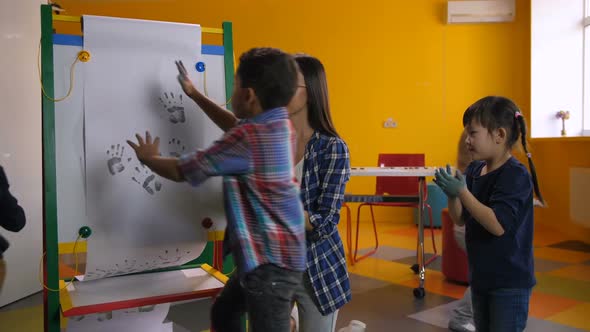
[177,53,351,331]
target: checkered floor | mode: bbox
[0,221,588,331]
[336,220,590,331]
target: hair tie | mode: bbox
[515,111,522,119]
[526,152,532,158]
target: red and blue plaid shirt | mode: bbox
[178,107,306,274]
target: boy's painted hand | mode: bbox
[127,131,160,164]
[175,60,198,98]
[434,164,466,197]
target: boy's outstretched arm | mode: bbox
[175,60,238,132]
[127,132,185,182]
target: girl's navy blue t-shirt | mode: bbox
[464,157,535,291]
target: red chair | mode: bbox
[352,153,438,266]
[441,208,469,283]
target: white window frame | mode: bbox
[531,0,587,138]
[584,0,590,135]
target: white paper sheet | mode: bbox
[67,268,223,308]
[66,303,170,332]
[82,15,225,281]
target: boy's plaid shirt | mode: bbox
[179,108,306,275]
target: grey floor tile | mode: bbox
[395,254,442,272]
[526,317,587,332]
[534,257,570,273]
[338,274,455,331]
[348,273,391,295]
[165,297,213,332]
[407,303,587,332]
[0,291,43,312]
[356,246,416,261]
[407,300,460,328]
[549,241,590,253]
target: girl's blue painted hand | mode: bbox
[433,164,466,197]
[433,165,453,197]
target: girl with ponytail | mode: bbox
[433,96,542,332]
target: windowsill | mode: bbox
[531,136,590,142]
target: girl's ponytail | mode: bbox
[516,113,545,205]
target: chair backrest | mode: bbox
[375,153,425,196]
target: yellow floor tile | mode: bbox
[533,223,571,247]
[0,305,43,332]
[534,247,590,264]
[387,229,442,253]
[548,264,590,283]
[529,291,581,319]
[387,226,442,238]
[340,223,441,254]
[348,257,416,284]
[380,235,419,251]
[535,274,590,303]
[547,302,590,331]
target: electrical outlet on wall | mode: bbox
[384,118,397,128]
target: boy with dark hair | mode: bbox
[127,47,305,332]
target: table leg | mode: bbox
[344,204,354,266]
[413,177,426,298]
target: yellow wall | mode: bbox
[54,0,590,233]
[533,140,590,240]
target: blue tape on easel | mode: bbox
[53,34,224,56]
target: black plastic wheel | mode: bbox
[410,263,419,274]
[413,287,425,298]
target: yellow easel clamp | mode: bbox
[77,50,91,62]
[201,263,229,284]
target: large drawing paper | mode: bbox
[82,15,225,280]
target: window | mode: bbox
[531,0,587,138]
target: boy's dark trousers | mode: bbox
[211,263,302,332]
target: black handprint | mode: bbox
[158,248,190,265]
[159,92,186,124]
[96,312,113,322]
[131,164,162,195]
[138,305,156,313]
[114,259,139,274]
[106,144,126,175]
[168,138,186,158]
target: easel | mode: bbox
[40,5,236,331]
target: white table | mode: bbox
[345,166,439,298]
